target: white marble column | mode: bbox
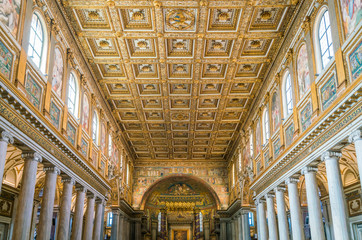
[322,151,350,239]
[13,152,42,240]
[285,177,305,240]
[135,220,142,240]
[231,218,236,240]
[0,131,13,193]
[349,130,362,191]
[118,214,124,240]
[275,187,289,240]
[302,166,325,240]
[237,214,242,240]
[71,186,86,240]
[56,177,75,240]
[242,213,251,240]
[92,198,104,240]
[266,193,278,240]
[220,220,227,240]
[37,166,60,240]
[82,192,95,240]
[110,210,119,240]
[256,199,268,240]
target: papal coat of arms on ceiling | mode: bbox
[165,9,196,31]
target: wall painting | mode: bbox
[340,0,362,38]
[264,151,270,168]
[256,161,261,176]
[66,122,76,146]
[0,0,21,37]
[92,148,98,167]
[349,39,362,81]
[321,75,337,110]
[82,94,90,132]
[297,44,310,97]
[49,101,60,129]
[80,138,88,157]
[285,123,295,147]
[300,102,312,132]
[273,138,281,159]
[25,74,41,109]
[255,119,261,156]
[271,91,281,133]
[51,47,64,97]
[0,40,13,80]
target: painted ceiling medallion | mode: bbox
[165,9,196,31]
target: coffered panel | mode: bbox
[63,0,298,160]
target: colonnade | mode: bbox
[110,209,135,240]
[0,130,106,240]
[255,129,362,240]
[219,211,251,240]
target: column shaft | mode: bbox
[322,152,350,239]
[286,178,305,240]
[242,213,251,240]
[220,221,227,240]
[275,188,289,240]
[266,194,278,240]
[0,131,13,193]
[110,211,119,240]
[349,130,362,193]
[302,167,325,240]
[56,177,75,240]
[237,215,242,240]
[12,153,41,240]
[37,167,59,240]
[256,200,268,240]
[92,200,104,240]
[118,215,124,240]
[82,194,95,240]
[71,187,86,240]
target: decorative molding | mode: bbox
[0,131,14,144]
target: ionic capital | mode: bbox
[86,191,95,199]
[22,152,42,163]
[75,185,86,193]
[321,151,342,162]
[274,186,286,193]
[0,131,14,144]
[95,197,103,204]
[266,193,275,199]
[301,166,318,175]
[285,177,299,185]
[349,130,362,143]
[44,166,61,175]
[61,176,75,185]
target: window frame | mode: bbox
[283,71,294,118]
[67,72,79,118]
[263,108,270,145]
[92,111,99,144]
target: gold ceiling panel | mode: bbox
[63,0,297,160]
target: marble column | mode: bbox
[56,177,75,240]
[0,131,14,193]
[204,220,210,240]
[92,198,103,240]
[220,220,227,240]
[110,210,119,240]
[37,166,60,240]
[12,152,42,240]
[322,151,350,239]
[266,193,278,240]
[151,221,157,240]
[118,214,124,240]
[286,177,305,240]
[242,213,251,240]
[349,130,362,191]
[302,166,325,240]
[82,192,95,240]
[71,186,86,240]
[256,199,268,240]
[231,218,236,240]
[135,220,142,240]
[275,187,289,240]
[237,215,242,240]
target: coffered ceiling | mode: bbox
[62,0,298,161]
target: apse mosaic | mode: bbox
[63,0,297,160]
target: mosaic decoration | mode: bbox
[0,40,13,80]
[25,74,41,109]
[244,141,251,169]
[285,123,294,147]
[256,161,261,175]
[80,138,88,157]
[66,122,76,145]
[0,0,21,36]
[273,138,281,158]
[271,91,281,133]
[51,47,64,97]
[92,148,98,166]
[255,119,261,156]
[49,101,60,129]
[164,9,196,32]
[100,160,105,176]
[82,94,90,132]
[171,229,188,240]
[300,102,312,132]
[349,39,362,81]
[321,75,337,110]
[297,44,310,97]
[264,151,270,167]
[340,0,362,37]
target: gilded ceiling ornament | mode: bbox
[137,40,148,49]
[88,11,100,20]
[132,11,145,21]
[108,64,118,70]
[99,40,110,48]
[175,41,185,49]
[243,64,252,71]
[209,65,218,72]
[260,10,272,20]
[218,12,229,22]
[166,9,195,31]
[250,40,261,48]
[175,65,185,72]
[213,41,223,49]
[141,65,152,72]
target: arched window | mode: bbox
[92,111,98,143]
[232,162,235,185]
[67,73,78,117]
[28,13,47,72]
[238,148,242,171]
[317,9,334,70]
[126,162,130,185]
[263,109,270,144]
[283,72,293,117]
[158,212,162,232]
